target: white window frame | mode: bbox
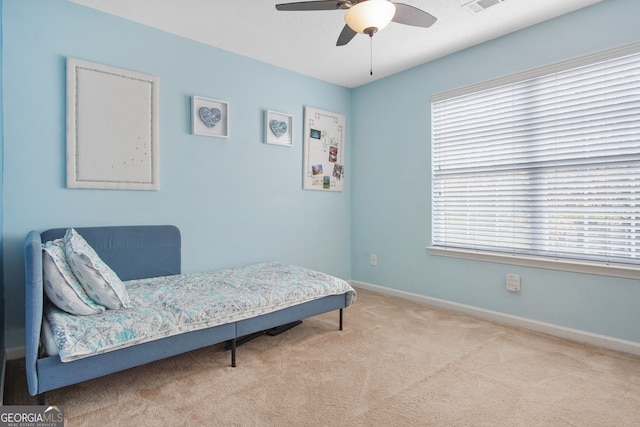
[428,42,640,280]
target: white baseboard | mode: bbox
[350,280,640,356]
[5,346,25,361]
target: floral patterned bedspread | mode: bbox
[46,262,356,362]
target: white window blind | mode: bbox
[431,43,640,267]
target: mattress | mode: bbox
[45,262,356,362]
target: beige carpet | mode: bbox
[5,288,640,426]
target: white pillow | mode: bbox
[63,228,131,310]
[42,239,106,315]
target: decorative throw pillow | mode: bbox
[42,239,106,315]
[63,228,131,310]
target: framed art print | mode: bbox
[66,57,159,190]
[265,110,293,146]
[302,105,346,192]
[192,96,229,138]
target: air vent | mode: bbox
[464,0,505,13]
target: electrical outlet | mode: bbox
[506,274,521,292]
[370,253,378,266]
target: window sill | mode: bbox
[427,246,640,280]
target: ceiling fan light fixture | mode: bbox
[344,0,396,35]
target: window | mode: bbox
[430,43,640,277]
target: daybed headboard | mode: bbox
[24,225,181,396]
[38,225,181,280]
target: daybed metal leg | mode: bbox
[37,393,45,405]
[231,338,236,368]
[339,308,343,331]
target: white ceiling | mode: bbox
[70,0,603,88]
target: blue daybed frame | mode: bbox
[24,225,348,404]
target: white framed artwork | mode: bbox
[302,106,346,192]
[66,57,160,190]
[264,110,293,146]
[192,96,229,138]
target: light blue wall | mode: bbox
[351,0,640,343]
[2,0,351,347]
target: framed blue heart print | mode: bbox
[192,96,229,138]
[265,110,293,147]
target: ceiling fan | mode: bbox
[275,0,437,46]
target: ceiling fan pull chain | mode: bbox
[369,34,373,76]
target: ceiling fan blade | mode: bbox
[391,3,437,28]
[336,24,357,46]
[276,1,344,11]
